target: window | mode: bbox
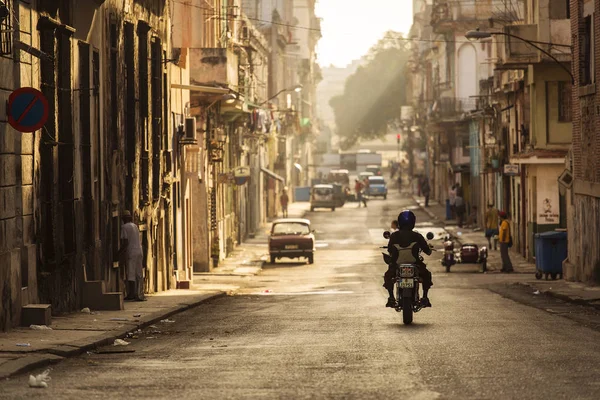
[110,21,118,149]
[38,18,57,262]
[138,22,150,204]
[124,22,135,211]
[558,81,572,122]
[93,49,101,244]
[79,41,93,246]
[58,28,75,254]
[580,15,593,85]
[272,222,310,236]
[0,0,12,55]
[549,0,569,19]
[151,38,162,200]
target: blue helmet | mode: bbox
[397,210,416,230]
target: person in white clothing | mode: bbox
[119,210,145,301]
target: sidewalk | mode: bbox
[413,195,600,310]
[0,290,224,379]
[0,203,316,380]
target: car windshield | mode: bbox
[367,167,379,173]
[369,177,385,184]
[272,222,310,236]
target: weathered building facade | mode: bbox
[1,0,321,331]
[0,0,192,330]
[566,0,600,283]
[0,0,40,330]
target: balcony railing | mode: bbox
[432,97,478,118]
[431,0,497,32]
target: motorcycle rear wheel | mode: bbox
[402,297,413,324]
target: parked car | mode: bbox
[366,164,382,176]
[269,219,315,264]
[366,176,388,199]
[310,184,336,211]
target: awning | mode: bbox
[260,167,285,183]
[171,83,229,94]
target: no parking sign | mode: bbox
[7,87,49,133]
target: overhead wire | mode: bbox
[171,0,564,47]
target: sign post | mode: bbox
[7,87,49,133]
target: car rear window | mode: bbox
[314,187,332,196]
[369,177,385,184]
[272,223,310,235]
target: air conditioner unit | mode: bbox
[181,117,197,144]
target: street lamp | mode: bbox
[207,93,237,109]
[465,29,574,83]
[259,84,302,106]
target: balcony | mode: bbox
[431,0,493,33]
[501,23,571,68]
[432,97,478,120]
[189,48,239,88]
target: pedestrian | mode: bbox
[390,220,398,232]
[397,174,402,192]
[363,177,370,198]
[421,178,431,208]
[354,179,364,208]
[119,210,146,301]
[280,188,289,218]
[455,193,465,227]
[455,183,463,198]
[448,184,457,218]
[498,211,514,272]
[485,203,499,250]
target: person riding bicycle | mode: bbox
[383,210,433,308]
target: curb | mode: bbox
[514,282,600,311]
[411,195,461,242]
[0,291,226,380]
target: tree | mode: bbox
[329,31,410,150]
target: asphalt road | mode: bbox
[2,192,600,399]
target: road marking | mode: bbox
[251,290,354,296]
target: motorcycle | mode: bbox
[381,230,435,325]
[440,235,456,273]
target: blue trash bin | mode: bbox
[294,187,311,202]
[534,231,567,280]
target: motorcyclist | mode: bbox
[383,210,433,308]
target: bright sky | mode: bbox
[315,0,413,67]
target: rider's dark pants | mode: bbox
[383,263,433,293]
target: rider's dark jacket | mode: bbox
[384,229,433,292]
[387,229,432,265]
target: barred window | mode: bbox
[558,81,572,122]
[0,0,12,56]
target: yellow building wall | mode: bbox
[529,64,572,148]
